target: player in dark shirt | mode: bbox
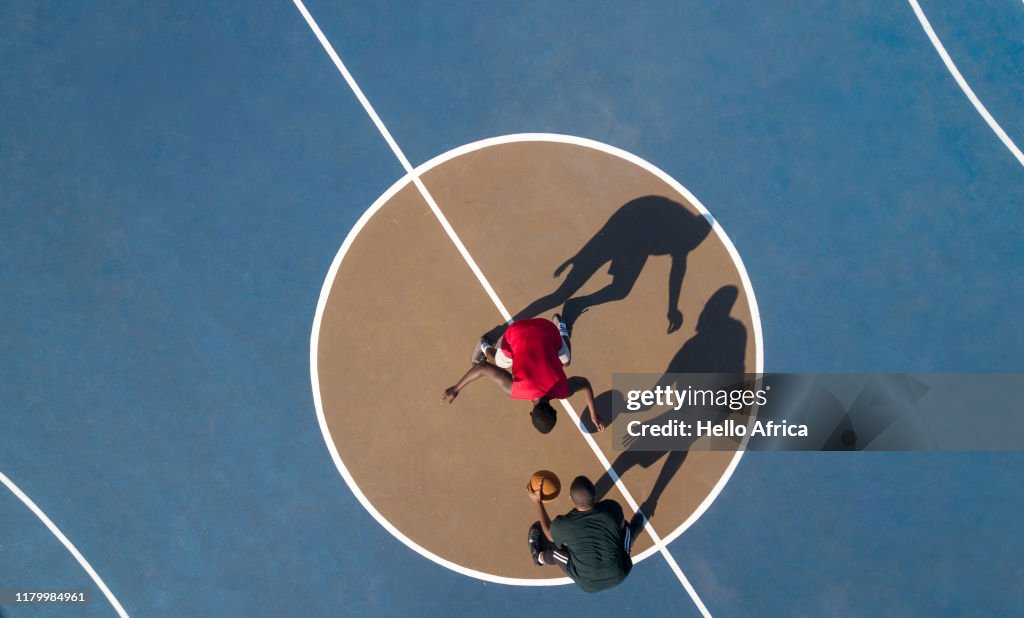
[527,475,635,592]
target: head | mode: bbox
[530,401,557,434]
[569,476,596,509]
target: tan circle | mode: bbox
[313,137,760,582]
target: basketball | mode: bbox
[528,470,561,502]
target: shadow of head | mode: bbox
[595,285,747,431]
[667,285,746,375]
[594,285,748,508]
[697,285,739,332]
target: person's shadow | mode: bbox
[484,195,711,342]
[593,285,747,521]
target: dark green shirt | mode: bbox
[549,500,632,592]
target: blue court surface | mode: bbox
[2,1,1023,616]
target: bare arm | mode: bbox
[441,362,512,404]
[528,480,555,542]
[537,502,554,542]
[567,376,604,432]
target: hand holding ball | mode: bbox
[528,470,561,503]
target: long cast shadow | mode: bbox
[484,195,711,343]
[593,285,747,521]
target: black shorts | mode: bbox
[542,523,635,573]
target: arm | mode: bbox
[528,480,555,542]
[441,362,512,404]
[567,376,604,432]
[666,252,686,333]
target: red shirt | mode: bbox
[501,318,570,400]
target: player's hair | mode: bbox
[531,401,557,434]
[570,476,596,508]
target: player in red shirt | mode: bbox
[440,315,605,434]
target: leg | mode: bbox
[553,314,571,366]
[492,336,511,367]
[471,335,493,365]
[542,547,570,574]
[625,512,645,554]
[529,522,569,572]
[559,336,571,366]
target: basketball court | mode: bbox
[1,1,1022,616]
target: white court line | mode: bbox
[310,134,763,591]
[553,397,710,616]
[908,0,1024,167]
[289,0,694,597]
[290,0,511,320]
[0,471,129,617]
[309,169,570,587]
[288,3,761,613]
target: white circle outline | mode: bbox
[310,133,764,585]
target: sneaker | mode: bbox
[553,313,570,337]
[472,337,491,365]
[628,510,648,548]
[630,515,646,538]
[553,311,571,339]
[528,522,544,566]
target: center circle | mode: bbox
[311,134,762,584]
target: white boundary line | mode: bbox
[402,136,767,568]
[292,0,512,320]
[551,399,708,614]
[0,471,129,617]
[908,0,1024,167]
[296,1,764,613]
[309,172,562,587]
[309,136,763,609]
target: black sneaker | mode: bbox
[528,522,544,566]
[471,337,491,365]
[627,511,647,552]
